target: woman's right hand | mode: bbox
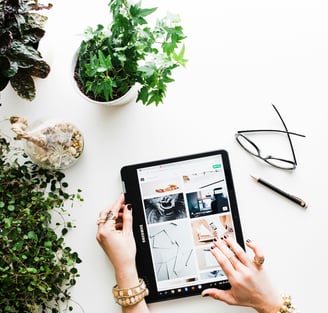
[202,236,282,313]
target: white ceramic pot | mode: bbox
[72,49,138,106]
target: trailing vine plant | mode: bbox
[0,134,83,312]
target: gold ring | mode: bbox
[106,210,116,221]
[96,218,107,225]
[254,256,265,265]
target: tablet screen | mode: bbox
[121,150,244,303]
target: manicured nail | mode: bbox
[246,239,252,243]
[127,204,132,210]
[210,245,215,249]
[223,234,228,239]
[213,237,217,242]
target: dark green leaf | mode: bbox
[8,40,43,64]
[29,60,51,78]
[10,70,35,101]
[0,31,13,54]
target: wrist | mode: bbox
[255,293,282,313]
[115,265,139,288]
[256,304,281,313]
[256,294,298,313]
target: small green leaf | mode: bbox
[27,231,38,241]
[173,44,188,67]
[8,204,15,211]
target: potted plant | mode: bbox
[73,0,187,106]
[0,0,52,101]
[0,134,83,312]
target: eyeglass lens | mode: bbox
[235,133,296,169]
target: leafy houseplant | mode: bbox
[74,0,187,106]
[0,135,83,312]
[0,0,52,101]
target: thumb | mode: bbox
[202,288,235,305]
[122,204,133,234]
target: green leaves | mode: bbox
[0,136,83,312]
[74,0,187,105]
[0,0,51,101]
[84,50,116,101]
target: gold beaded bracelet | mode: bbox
[112,278,149,307]
[277,294,299,313]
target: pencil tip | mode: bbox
[250,175,258,181]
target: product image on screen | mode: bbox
[121,150,244,303]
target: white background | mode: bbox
[1,0,328,312]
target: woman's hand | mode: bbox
[96,194,138,287]
[96,195,150,313]
[202,235,282,313]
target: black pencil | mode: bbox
[251,175,308,208]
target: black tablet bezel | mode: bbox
[120,149,244,303]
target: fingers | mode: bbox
[96,194,134,235]
[97,194,125,230]
[211,234,265,277]
[246,239,265,267]
[212,235,266,271]
[220,234,251,267]
[121,204,133,234]
[109,193,125,218]
[211,237,241,274]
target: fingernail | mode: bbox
[210,245,215,249]
[223,234,228,239]
[213,237,217,242]
[246,239,251,243]
[127,204,132,210]
[202,293,209,297]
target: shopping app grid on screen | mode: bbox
[136,154,235,292]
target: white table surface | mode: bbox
[1,0,327,312]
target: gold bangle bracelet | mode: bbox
[277,294,299,313]
[112,278,149,307]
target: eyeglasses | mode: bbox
[235,104,305,170]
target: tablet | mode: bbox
[121,149,244,303]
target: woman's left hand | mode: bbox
[96,194,138,285]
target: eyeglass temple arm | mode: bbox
[236,129,306,137]
[271,104,298,165]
